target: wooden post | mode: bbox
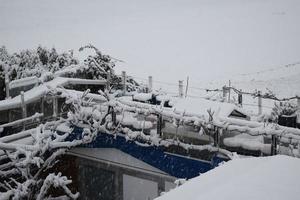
[185,76,189,98]
[222,86,227,100]
[148,76,153,93]
[122,71,126,95]
[106,71,111,91]
[21,91,27,130]
[238,91,243,106]
[53,96,58,119]
[271,135,278,155]
[157,114,163,136]
[228,80,231,103]
[258,90,262,115]
[178,80,184,98]
[112,109,116,126]
[5,74,10,99]
[213,128,219,147]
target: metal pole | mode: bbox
[122,71,126,95]
[178,80,184,98]
[148,76,153,93]
[271,135,277,155]
[157,114,163,136]
[258,90,262,115]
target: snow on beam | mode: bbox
[0,77,107,111]
[0,113,43,129]
[0,128,37,143]
[9,76,39,89]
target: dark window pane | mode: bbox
[78,164,115,200]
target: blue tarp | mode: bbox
[68,127,224,179]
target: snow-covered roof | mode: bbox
[0,77,106,111]
[156,155,300,200]
[172,97,248,119]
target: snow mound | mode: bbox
[156,155,300,200]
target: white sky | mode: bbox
[1,0,300,84]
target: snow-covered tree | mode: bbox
[0,46,79,82]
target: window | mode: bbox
[78,164,115,200]
[123,174,158,200]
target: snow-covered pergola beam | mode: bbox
[0,113,43,129]
[0,77,107,112]
[116,97,300,142]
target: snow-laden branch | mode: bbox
[0,120,92,199]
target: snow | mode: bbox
[133,93,153,102]
[0,113,43,128]
[9,76,39,89]
[0,77,107,111]
[156,155,300,200]
[223,134,271,154]
[172,97,247,119]
[116,112,153,130]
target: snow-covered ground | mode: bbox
[156,155,300,200]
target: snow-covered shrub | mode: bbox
[269,101,298,121]
[78,44,143,92]
[0,45,144,97]
[0,45,79,82]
